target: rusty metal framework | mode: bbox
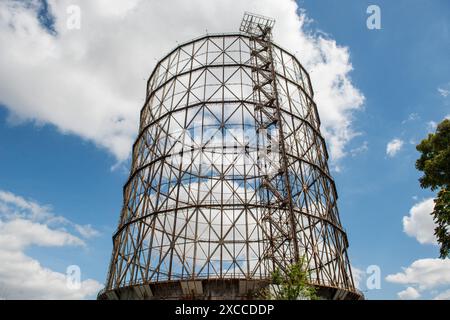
[99,13,362,300]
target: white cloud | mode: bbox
[386,258,450,291]
[0,190,99,239]
[402,113,420,124]
[434,289,450,300]
[350,141,368,157]
[403,198,437,245]
[0,190,52,221]
[0,219,85,250]
[427,115,450,132]
[386,138,404,157]
[74,224,100,238]
[392,200,450,300]
[397,286,421,300]
[438,87,450,98]
[0,0,364,164]
[0,249,102,300]
[0,189,102,299]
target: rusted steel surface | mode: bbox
[101,13,361,300]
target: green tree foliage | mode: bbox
[259,258,317,300]
[416,119,450,258]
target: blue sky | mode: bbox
[0,0,449,300]
[301,0,450,299]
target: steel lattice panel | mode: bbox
[102,32,360,299]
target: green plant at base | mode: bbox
[259,258,318,300]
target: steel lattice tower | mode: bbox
[99,13,362,300]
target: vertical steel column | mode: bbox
[244,14,300,274]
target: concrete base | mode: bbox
[98,279,363,300]
[98,279,270,300]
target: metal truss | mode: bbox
[241,12,300,274]
[100,13,362,300]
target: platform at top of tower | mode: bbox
[240,12,275,36]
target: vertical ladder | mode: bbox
[240,13,300,275]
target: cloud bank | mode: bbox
[0,0,364,165]
[0,190,102,299]
[386,258,450,300]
